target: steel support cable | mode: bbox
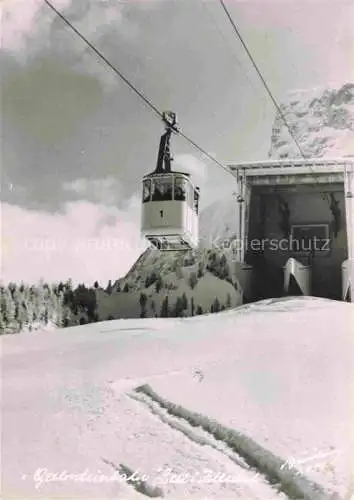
[200,0,259,96]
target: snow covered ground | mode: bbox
[1,297,353,499]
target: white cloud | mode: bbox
[1,0,121,51]
[1,0,137,88]
[63,178,88,194]
[0,0,71,52]
[63,176,120,205]
[1,199,147,286]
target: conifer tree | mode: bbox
[160,296,169,317]
[174,296,184,317]
[0,309,6,334]
[106,280,113,294]
[197,262,204,278]
[139,293,147,309]
[196,305,203,315]
[191,297,195,316]
[181,292,188,310]
[139,293,148,317]
[3,288,15,327]
[212,297,221,313]
[150,299,156,317]
[155,276,163,293]
[188,272,198,290]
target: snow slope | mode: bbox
[1,297,353,499]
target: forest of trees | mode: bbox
[1,254,236,335]
[0,280,100,335]
[139,291,233,319]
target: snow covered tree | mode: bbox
[62,304,73,327]
[2,287,15,328]
[226,293,232,308]
[65,278,73,291]
[188,272,198,290]
[54,291,64,328]
[8,282,17,298]
[145,271,158,288]
[43,307,49,326]
[0,310,6,334]
[207,252,222,277]
[197,262,204,278]
[32,283,47,323]
[219,262,230,280]
[16,301,29,331]
[155,276,163,293]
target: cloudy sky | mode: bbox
[1,0,353,285]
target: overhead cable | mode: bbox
[219,0,306,159]
[44,0,232,176]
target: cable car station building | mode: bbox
[228,158,354,303]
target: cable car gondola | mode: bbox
[141,111,200,251]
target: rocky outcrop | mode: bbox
[269,83,354,158]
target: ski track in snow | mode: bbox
[103,392,286,500]
[128,386,341,500]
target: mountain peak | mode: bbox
[269,82,354,159]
